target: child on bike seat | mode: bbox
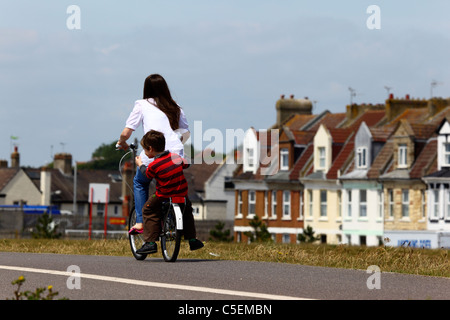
[134,130,203,254]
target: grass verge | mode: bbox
[1,238,448,278]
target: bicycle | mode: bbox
[119,143,184,262]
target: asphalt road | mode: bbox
[0,252,448,302]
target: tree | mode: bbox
[32,212,62,239]
[209,221,234,242]
[78,141,128,170]
[244,215,271,243]
[298,225,320,243]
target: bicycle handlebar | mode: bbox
[116,142,137,152]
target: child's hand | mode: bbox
[136,156,142,167]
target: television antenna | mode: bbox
[384,86,393,98]
[348,87,357,105]
[430,80,443,98]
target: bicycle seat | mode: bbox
[171,197,185,204]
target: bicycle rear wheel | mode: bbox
[161,205,181,262]
[128,206,147,261]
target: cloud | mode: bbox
[95,43,120,55]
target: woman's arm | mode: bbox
[180,130,190,144]
[117,127,134,150]
[178,108,190,144]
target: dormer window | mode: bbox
[398,144,407,168]
[280,148,289,171]
[247,148,255,169]
[243,128,259,174]
[444,143,450,166]
[318,147,326,169]
[356,147,368,169]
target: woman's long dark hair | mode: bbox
[143,74,180,131]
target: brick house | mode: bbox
[233,93,450,248]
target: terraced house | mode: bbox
[233,94,450,248]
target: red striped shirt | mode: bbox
[144,151,189,198]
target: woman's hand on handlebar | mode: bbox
[116,140,129,150]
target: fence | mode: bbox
[0,208,127,239]
[0,208,233,241]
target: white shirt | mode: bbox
[125,99,189,165]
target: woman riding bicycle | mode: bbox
[116,74,190,233]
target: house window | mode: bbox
[359,190,367,217]
[237,191,243,216]
[388,189,394,218]
[445,143,450,166]
[432,189,439,219]
[299,191,304,219]
[308,190,313,217]
[280,148,289,171]
[282,234,290,243]
[319,147,326,168]
[263,191,269,218]
[224,177,234,190]
[398,144,407,168]
[271,191,277,218]
[378,190,383,219]
[360,235,367,246]
[283,191,291,218]
[446,191,450,220]
[247,148,255,169]
[97,204,105,217]
[337,190,342,218]
[192,206,200,217]
[248,191,256,216]
[320,190,327,217]
[357,147,368,168]
[346,234,351,245]
[401,190,409,218]
[347,190,352,217]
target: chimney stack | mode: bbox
[11,146,20,168]
[54,153,72,175]
[276,94,312,126]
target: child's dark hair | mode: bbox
[140,130,165,152]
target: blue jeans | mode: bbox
[133,168,151,224]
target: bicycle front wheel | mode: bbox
[161,205,181,262]
[128,206,147,261]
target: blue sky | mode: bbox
[1,1,450,167]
